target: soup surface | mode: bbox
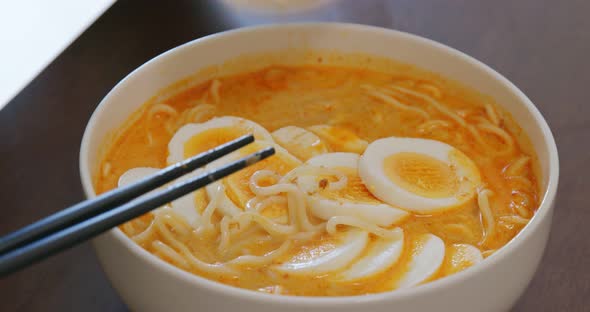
[96,58,539,296]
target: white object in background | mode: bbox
[0,0,115,110]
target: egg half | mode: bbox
[359,137,481,213]
[274,229,369,275]
[295,152,408,226]
[118,167,205,227]
[167,116,274,165]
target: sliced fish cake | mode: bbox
[339,231,404,281]
[308,125,368,154]
[395,233,445,288]
[272,126,328,161]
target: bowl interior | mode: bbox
[80,23,558,303]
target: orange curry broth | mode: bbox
[95,64,539,296]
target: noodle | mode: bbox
[510,190,533,218]
[152,240,190,269]
[223,233,274,257]
[235,212,297,237]
[201,184,225,230]
[185,103,216,123]
[363,86,430,119]
[386,84,513,158]
[417,120,451,133]
[122,222,134,235]
[389,85,467,127]
[506,176,533,189]
[477,189,495,246]
[218,216,232,251]
[499,215,530,225]
[281,165,348,192]
[503,156,530,177]
[131,219,156,245]
[470,116,493,126]
[101,162,112,178]
[484,103,501,125]
[417,83,442,99]
[476,123,514,154]
[146,103,179,144]
[289,231,320,241]
[155,216,235,274]
[247,196,287,213]
[209,79,221,103]
[326,216,403,239]
[148,103,179,117]
[162,209,192,237]
[227,240,292,265]
[146,131,154,145]
[249,169,326,232]
[292,191,324,232]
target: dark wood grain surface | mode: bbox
[1,0,588,311]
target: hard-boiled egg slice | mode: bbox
[296,153,408,226]
[272,126,328,161]
[308,125,368,154]
[339,230,404,281]
[359,137,481,214]
[395,233,445,288]
[446,243,483,274]
[205,141,302,218]
[274,230,368,275]
[118,167,206,227]
[167,116,273,164]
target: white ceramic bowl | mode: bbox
[79,23,559,312]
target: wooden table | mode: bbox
[1,1,588,311]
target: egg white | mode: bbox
[274,229,368,275]
[359,137,481,214]
[297,153,409,226]
[395,233,445,288]
[167,116,273,165]
[447,243,483,273]
[338,230,404,281]
[118,167,202,227]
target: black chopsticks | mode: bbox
[0,134,274,276]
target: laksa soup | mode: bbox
[95,53,540,297]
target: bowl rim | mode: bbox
[79,22,559,306]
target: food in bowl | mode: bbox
[94,55,540,296]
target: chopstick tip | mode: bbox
[246,147,275,165]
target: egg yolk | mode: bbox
[183,127,245,159]
[383,152,458,198]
